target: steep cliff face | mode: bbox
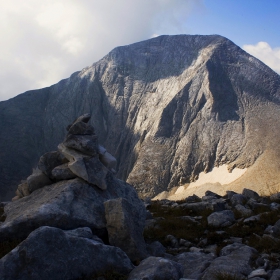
[1,35,280,200]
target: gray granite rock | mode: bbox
[235,204,253,217]
[0,226,134,280]
[127,256,183,280]
[0,177,146,242]
[202,244,257,279]
[104,198,147,262]
[270,193,280,203]
[272,219,280,238]
[174,252,215,279]
[146,241,166,257]
[230,194,247,206]
[242,188,260,200]
[271,269,280,280]
[207,210,235,228]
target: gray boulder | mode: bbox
[230,194,247,206]
[104,197,148,262]
[271,269,280,280]
[0,226,134,280]
[202,244,257,279]
[127,256,183,280]
[174,252,215,279]
[272,219,280,238]
[0,177,146,242]
[235,204,253,217]
[51,163,76,180]
[146,241,166,257]
[242,188,260,200]
[207,210,235,228]
[270,193,280,203]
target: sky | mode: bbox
[0,0,279,101]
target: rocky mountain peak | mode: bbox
[1,34,280,200]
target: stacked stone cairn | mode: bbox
[12,113,117,201]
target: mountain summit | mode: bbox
[1,34,280,200]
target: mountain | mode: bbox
[1,34,280,200]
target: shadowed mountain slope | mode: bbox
[1,34,280,200]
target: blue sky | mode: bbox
[0,0,279,101]
[187,0,280,48]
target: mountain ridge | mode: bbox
[1,34,280,200]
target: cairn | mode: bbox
[12,114,117,201]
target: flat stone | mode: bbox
[64,134,99,156]
[51,163,76,180]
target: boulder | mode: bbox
[174,252,215,279]
[104,198,148,262]
[202,244,257,279]
[127,257,183,280]
[271,269,280,280]
[235,204,253,217]
[51,163,76,180]
[270,193,280,203]
[272,219,280,238]
[242,188,260,200]
[0,177,146,242]
[38,151,67,178]
[146,241,166,257]
[0,226,134,280]
[207,210,235,228]
[230,194,247,206]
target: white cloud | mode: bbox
[243,42,280,74]
[0,0,202,101]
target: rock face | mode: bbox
[1,34,280,200]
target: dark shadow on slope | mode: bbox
[206,59,239,122]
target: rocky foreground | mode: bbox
[1,115,280,279]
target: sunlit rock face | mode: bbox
[1,34,280,200]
